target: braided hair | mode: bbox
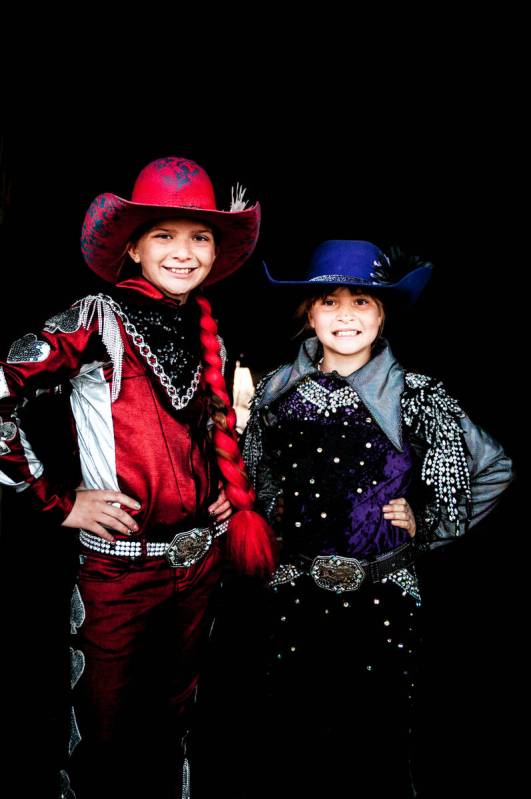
[194,292,276,578]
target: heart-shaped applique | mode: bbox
[7,334,51,363]
[44,307,82,334]
[0,416,17,455]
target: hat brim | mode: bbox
[262,261,433,308]
[81,193,261,285]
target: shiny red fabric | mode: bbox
[69,539,224,798]
[0,276,219,535]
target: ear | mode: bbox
[308,309,315,329]
[127,243,141,264]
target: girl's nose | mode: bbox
[172,242,192,260]
[337,309,356,321]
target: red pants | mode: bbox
[66,537,223,799]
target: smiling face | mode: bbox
[127,217,219,303]
[307,286,384,374]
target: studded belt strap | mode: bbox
[269,540,416,593]
[79,519,230,567]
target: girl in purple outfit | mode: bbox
[238,240,514,799]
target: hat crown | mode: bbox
[131,156,217,210]
[308,240,390,283]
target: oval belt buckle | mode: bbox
[310,554,366,593]
[165,528,213,568]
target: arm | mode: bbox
[240,401,283,526]
[0,305,106,524]
[431,412,515,546]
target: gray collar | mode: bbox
[259,336,405,451]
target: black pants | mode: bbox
[198,565,425,799]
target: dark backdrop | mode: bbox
[0,120,522,797]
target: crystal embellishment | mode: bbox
[0,415,17,456]
[7,333,51,363]
[295,376,360,413]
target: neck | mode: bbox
[320,346,373,376]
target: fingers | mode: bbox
[214,506,233,522]
[101,505,140,534]
[382,498,414,532]
[208,497,230,515]
[85,522,116,543]
[100,491,142,511]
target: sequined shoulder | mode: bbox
[251,362,292,412]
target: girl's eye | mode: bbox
[193,235,210,241]
[355,298,369,305]
[323,298,336,306]
[154,233,171,239]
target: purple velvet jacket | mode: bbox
[242,336,515,558]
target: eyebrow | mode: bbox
[151,226,213,233]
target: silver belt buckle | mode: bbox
[310,554,366,593]
[165,527,213,568]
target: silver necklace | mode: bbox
[100,294,203,411]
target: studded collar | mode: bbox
[257,336,405,452]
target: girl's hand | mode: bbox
[208,481,233,523]
[382,497,416,538]
[61,488,142,542]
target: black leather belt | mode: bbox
[269,540,416,593]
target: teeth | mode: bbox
[335,330,360,336]
[166,267,194,274]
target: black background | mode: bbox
[0,104,523,798]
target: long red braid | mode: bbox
[195,293,276,578]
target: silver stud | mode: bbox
[365,442,372,448]
[294,491,299,496]
[373,598,380,605]
[317,447,323,453]
[384,620,390,626]
[315,493,320,498]
[356,487,363,494]
[359,460,365,466]
[295,522,302,527]
[320,512,327,519]
[333,457,340,463]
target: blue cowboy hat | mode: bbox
[263,240,433,308]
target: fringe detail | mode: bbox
[401,372,473,534]
[76,296,124,402]
[181,757,191,799]
[230,182,249,211]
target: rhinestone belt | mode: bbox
[79,519,230,568]
[269,540,416,593]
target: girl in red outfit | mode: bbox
[0,157,274,799]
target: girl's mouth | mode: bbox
[162,266,197,276]
[333,329,361,337]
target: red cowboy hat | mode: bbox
[81,156,261,285]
